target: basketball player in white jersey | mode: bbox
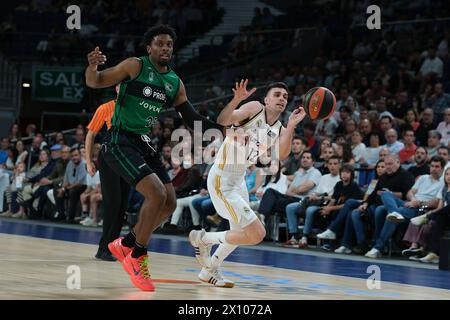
[189,80,306,287]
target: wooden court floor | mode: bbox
[1,233,450,300]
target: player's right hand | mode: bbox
[87,160,97,177]
[87,46,107,71]
[232,79,256,101]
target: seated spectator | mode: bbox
[258,151,321,221]
[398,128,417,165]
[0,167,10,214]
[70,128,86,149]
[347,154,415,254]
[365,156,445,258]
[335,143,355,165]
[4,147,16,173]
[426,130,442,160]
[359,119,372,146]
[351,131,366,164]
[408,147,430,179]
[20,149,53,217]
[42,146,71,219]
[168,158,188,189]
[376,116,393,145]
[419,47,444,80]
[252,161,288,214]
[53,148,87,223]
[383,129,404,156]
[344,119,358,141]
[165,158,206,231]
[315,164,365,241]
[328,159,386,253]
[8,123,20,141]
[161,144,172,171]
[315,117,338,140]
[79,170,101,227]
[14,140,28,166]
[403,109,420,132]
[438,146,450,173]
[360,132,382,168]
[436,108,450,145]
[283,157,342,248]
[316,146,334,174]
[415,108,437,147]
[410,167,450,263]
[0,163,26,218]
[425,82,450,121]
[0,137,9,166]
[246,164,263,204]
[302,123,320,157]
[315,138,332,168]
[281,136,306,180]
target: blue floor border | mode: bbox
[2,219,450,291]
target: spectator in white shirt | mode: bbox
[383,129,404,155]
[419,47,444,79]
[436,108,450,145]
[351,131,366,164]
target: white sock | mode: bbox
[211,244,238,269]
[202,231,228,245]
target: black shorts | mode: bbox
[102,128,171,186]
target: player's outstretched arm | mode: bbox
[217,79,258,126]
[85,46,140,88]
[174,80,224,133]
[278,106,306,160]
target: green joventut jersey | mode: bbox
[112,56,181,135]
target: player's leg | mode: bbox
[143,155,177,232]
[190,173,265,269]
[102,130,165,291]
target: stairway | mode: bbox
[177,0,283,65]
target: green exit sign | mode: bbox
[32,66,85,103]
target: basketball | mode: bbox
[303,87,336,120]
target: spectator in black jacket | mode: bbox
[345,154,415,253]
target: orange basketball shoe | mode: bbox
[122,253,155,291]
[108,237,132,262]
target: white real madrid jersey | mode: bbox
[214,105,282,174]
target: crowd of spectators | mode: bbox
[0,0,223,64]
[1,1,450,265]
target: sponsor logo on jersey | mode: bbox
[139,101,162,113]
[165,83,173,92]
[143,86,153,97]
[141,87,167,102]
[267,129,276,138]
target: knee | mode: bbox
[144,186,167,205]
[247,224,266,244]
[375,208,386,218]
[164,196,177,213]
[286,203,298,215]
[351,209,360,220]
[305,207,316,217]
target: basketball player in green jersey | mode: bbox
[85,25,223,291]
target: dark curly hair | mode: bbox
[143,25,177,46]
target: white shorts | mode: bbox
[207,165,258,228]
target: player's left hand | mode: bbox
[288,106,306,128]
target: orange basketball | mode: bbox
[303,87,336,120]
